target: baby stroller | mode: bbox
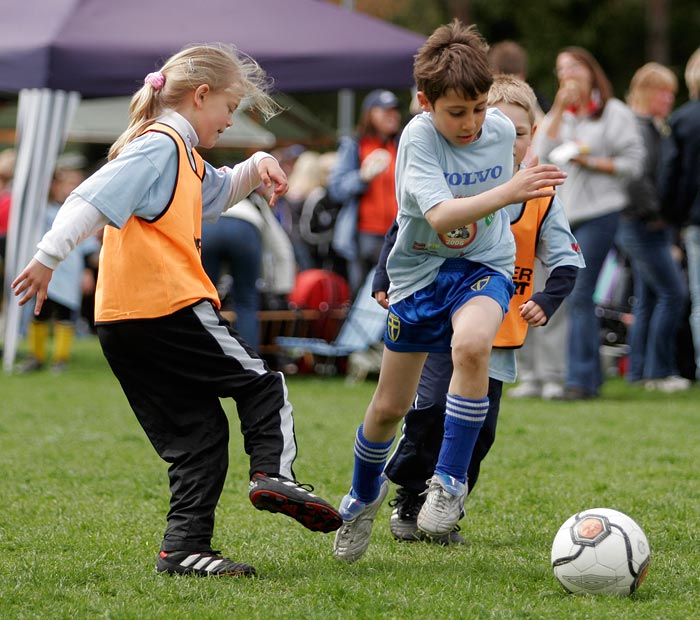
[593,246,634,377]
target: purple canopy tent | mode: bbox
[0,0,425,94]
[0,0,425,372]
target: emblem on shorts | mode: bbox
[470,276,491,291]
[387,312,401,342]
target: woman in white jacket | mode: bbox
[536,47,645,400]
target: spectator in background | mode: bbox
[201,183,296,350]
[488,40,550,121]
[536,47,645,400]
[296,151,344,272]
[328,89,402,295]
[658,47,700,382]
[284,150,326,271]
[201,193,264,349]
[617,63,690,392]
[18,153,101,373]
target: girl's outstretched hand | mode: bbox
[11,259,53,315]
[258,156,289,207]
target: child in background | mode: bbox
[333,21,566,563]
[378,75,584,543]
[18,154,101,373]
[13,43,340,578]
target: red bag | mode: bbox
[288,269,350,341]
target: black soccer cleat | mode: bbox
[248,473,342,533]
[156,550,256,577]
[389,487,466,545]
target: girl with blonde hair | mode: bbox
[617,62,690,392]
[13,43,341,578]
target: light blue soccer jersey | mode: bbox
[72,113,240,229]
[387,108,517,304]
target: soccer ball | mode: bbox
[551,507,650,596]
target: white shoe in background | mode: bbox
[508,381,542,398]
[541,382,565,400]
[645,375,692,393]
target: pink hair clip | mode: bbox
[144,71,166,91]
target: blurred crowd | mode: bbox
[1,41,698,393]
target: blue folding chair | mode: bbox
[276,268,387,367]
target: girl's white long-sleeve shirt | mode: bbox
[35,110,271,270]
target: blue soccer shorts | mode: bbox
[384,258,515,353]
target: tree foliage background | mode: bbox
[333,0,700,105]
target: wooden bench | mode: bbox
[219,306,348,372]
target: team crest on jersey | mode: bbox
[438,223,477,250]
[471,276,491,292]
[387,312,401,342]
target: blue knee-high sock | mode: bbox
[435,393,489,484]
[351,424,394,503]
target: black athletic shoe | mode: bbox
[156,550,256,577]
[424,524,466,546]
[388,487,424,541]
[389,487,466,545]
[248,473,342,533]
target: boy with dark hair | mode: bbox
[333,21,566,563]
[380,75,584,543]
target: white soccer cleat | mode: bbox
[333,479,389,563]
[417,473,467,537]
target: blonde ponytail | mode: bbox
[108,43,281,160]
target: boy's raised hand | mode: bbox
[12,259,54,315]
[508,156,566,203]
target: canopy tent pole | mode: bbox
[337,0,357,137]
[337,89,356,138]
[2,89,80,374]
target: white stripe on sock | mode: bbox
[446,395,487,424]
[354,441,391,464]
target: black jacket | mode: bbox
[624,115,663,223]
[658,100,700,227]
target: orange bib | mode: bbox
[95,123,219,323]
[493,194,554,348]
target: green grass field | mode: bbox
[1,337,698,619]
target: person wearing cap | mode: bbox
[328,89,402,295]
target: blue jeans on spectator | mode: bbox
[201,217,262,350]
[684,225,700,380]
[567,212,620,395]
[616,219,687,381]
